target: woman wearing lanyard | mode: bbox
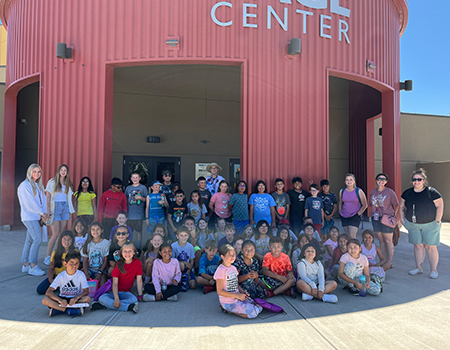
[17,164,49,276]
[399,169,444,279]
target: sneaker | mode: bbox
[143,294,155,302]
[430,271,439,279]
[348,287,360,295]
[203,286,214,294]
[264,289,275,298]
[128,303,139,314]
[302,293,313,301]
[49,308,65,317]
[44,256,51,266]
[167,295,178,302]
[91,302,106,311]
[66,308,83,317]
[21,265,29,273]
[28,265,45,276]
[322,294,338,303]
[409,268,423,276]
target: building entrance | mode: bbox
[123,156,181,187]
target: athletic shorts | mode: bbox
[340,214,361,228]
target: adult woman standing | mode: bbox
[399,169,443,279]
[44,164,75,265]
[368,173,399,270]
[17,164,49,276]
[338,173,368,239]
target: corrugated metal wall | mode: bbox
[0,0,407,224]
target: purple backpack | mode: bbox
[93,278,113,301]
[254,298,284,313]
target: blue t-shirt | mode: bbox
[198,253,220,276]
[249,193,275,224]
[125,184,149,220]
[305,196,323,224]
[148,193,165,218]
[171,241,195,262]
[229,193,249,221]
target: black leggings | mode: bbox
[144,283,181,300]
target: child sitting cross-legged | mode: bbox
[261,236,296,298]
[171,226,197,289]
[296,243,338,303]
[42,250,91,317]
[143,243,181,302]
[338,238,381,296]
[195,239,220,294]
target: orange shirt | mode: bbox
[262,252,292,277]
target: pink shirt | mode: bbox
[369,187,399,217]
[211,192,232,218]
[323,239,338,260]
[214,264,239,304]
[152,258,181,294]
[340,253,368,278]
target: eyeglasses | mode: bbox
[238,184,246,187]
[163,174,171,177]
[412,178,423,182]
[260,225,268,229]
[114,185,122,189]
[376,178,387,181]
[116,231,128,236]
[310,189,319,192]
[176,195,184,198]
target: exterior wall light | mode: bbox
[287,38,301,55]
[56,43,73,59]
[146,136,161,143]
[400,80,413,91]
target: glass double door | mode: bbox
[123,156,181,188]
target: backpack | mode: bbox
[253,298,284,313]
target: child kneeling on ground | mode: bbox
[261,236,296,298]
[93,242,143,313]
[338,239,381,296]
[214,244,262,319]
[143,243,181,301]
[296,243,338,303]
[42,250,90,317]
[196,239,220,294]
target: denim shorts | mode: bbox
[54,201,70,221]
[404,219,441,246]
[372,218,394,234]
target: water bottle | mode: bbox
[359,275,367,297]
[161,280,167,292]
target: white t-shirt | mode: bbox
[46,182,66,202]
[50,270,89,298]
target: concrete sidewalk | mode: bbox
[1,222,450,350]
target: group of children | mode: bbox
[37,173,388,319]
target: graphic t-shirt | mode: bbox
[198,254,221,276]
[187,202,207,224]
[74,234,87,253]
[171,241,195,262]
[271,192,291,218]
[168,202,189,228]
[339,253,369,278]
[80,239,111,272]
[249,193,276,224]
[305,197,323,224]
[214,264,239,304]
[50,270,89,298]
[125,184,148,220]
[147,192,165,218]
[319,192,337,216]
[251,236,271,256]
[229,193,249,221]
[210,192,232,218]
[369,187,399,218]
[199,189,212,208]
[262,252,292,277]
[288,189,310,219]
[111,259,143,292]
[108,242,124,263]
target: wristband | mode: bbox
[137,295,143,300]
[97,271,102,275]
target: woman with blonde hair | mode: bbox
[17,164,49,276]
[44,164,75,265]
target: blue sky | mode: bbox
[400,1,450,116]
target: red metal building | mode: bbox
[0,0,408,225]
